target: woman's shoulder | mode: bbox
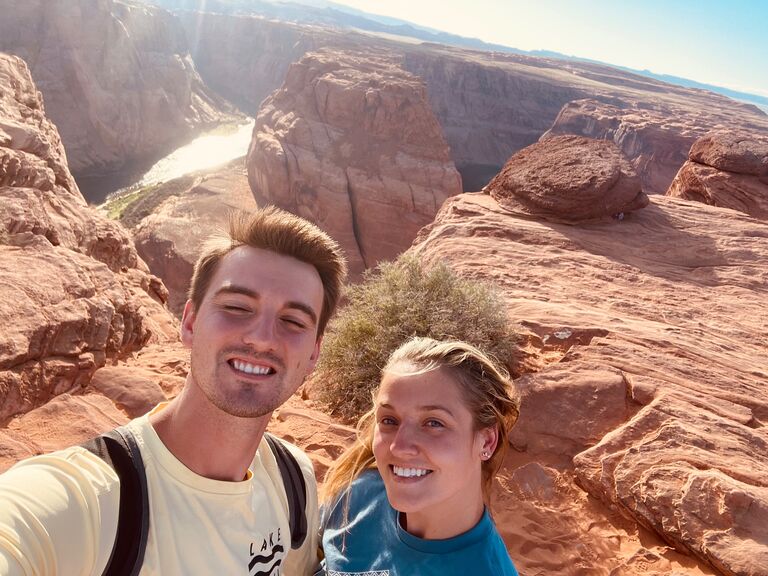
[338,468,386,509]
[323,468,389,526]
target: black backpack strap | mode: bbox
[264,433,308,550]
[80,426,149,576]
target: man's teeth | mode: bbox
[393,466,431,478]
[232,360,271,375]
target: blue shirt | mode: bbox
[320,469,519,576]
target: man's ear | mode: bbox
[180,300,197,347]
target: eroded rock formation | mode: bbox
[666,132,768,219]
[0,0,233,180]
[409,189,768,575]
[0,53,178,427]
[487,135,648,223]
[246,49,462,276]
[545,98,768,194]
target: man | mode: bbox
[0,207,347,575]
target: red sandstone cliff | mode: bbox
[666,132,768,219]
[0,53,180,442]
[246,49,462,276]
[0,0,234,179]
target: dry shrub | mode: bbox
[315,254,521,422]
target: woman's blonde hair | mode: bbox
[321,336,520,506]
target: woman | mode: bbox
[319,336,520,575]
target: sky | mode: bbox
[331,0,768,98]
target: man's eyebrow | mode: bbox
[285,301,318,326]
[214,285,258,299]
[213,285,318,326]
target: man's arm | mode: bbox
[0,447,121,575]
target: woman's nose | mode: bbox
[390,423,419,456]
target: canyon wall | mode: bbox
[173,11,767,196]
[246,49,461,276]
[400,49,588,189]
[177,11,346,113]
[0,52,178,430]
[0,0,233,180]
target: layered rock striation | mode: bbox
[409,182,768,574]
[666,132,768,219]
[0,0,232,180]
[246,49,462,276]
[178,11,345,113]
[0,53,178,426]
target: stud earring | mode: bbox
[481,451,490,459]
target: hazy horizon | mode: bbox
[327,0,768,99]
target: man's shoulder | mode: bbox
[2,443,119,488]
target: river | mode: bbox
[76,119,255,205]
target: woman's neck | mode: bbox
[399,491,485,540]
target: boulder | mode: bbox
[544,98,768,194]
[487,135,648,223]
[667,132,768,219]
[246,48,462,276]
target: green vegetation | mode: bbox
[102,184,159,221]
[315,254,521,422]
[101,174,197,227]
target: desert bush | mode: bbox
[315,254,521,422]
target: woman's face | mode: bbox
[371,365,497,539]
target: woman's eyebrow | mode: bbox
[377,402,454,417]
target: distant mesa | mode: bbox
[486,135,649,223]
[667,132,768,219]
[246,48,462,276]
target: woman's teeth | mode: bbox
[392,466,431,478]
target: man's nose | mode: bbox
[242,314,277,349]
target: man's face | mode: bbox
[181,245,324,418]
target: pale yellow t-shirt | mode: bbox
[0,409,319,575]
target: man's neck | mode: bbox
[149,386,270,482]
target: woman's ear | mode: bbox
[477,425,499,458]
